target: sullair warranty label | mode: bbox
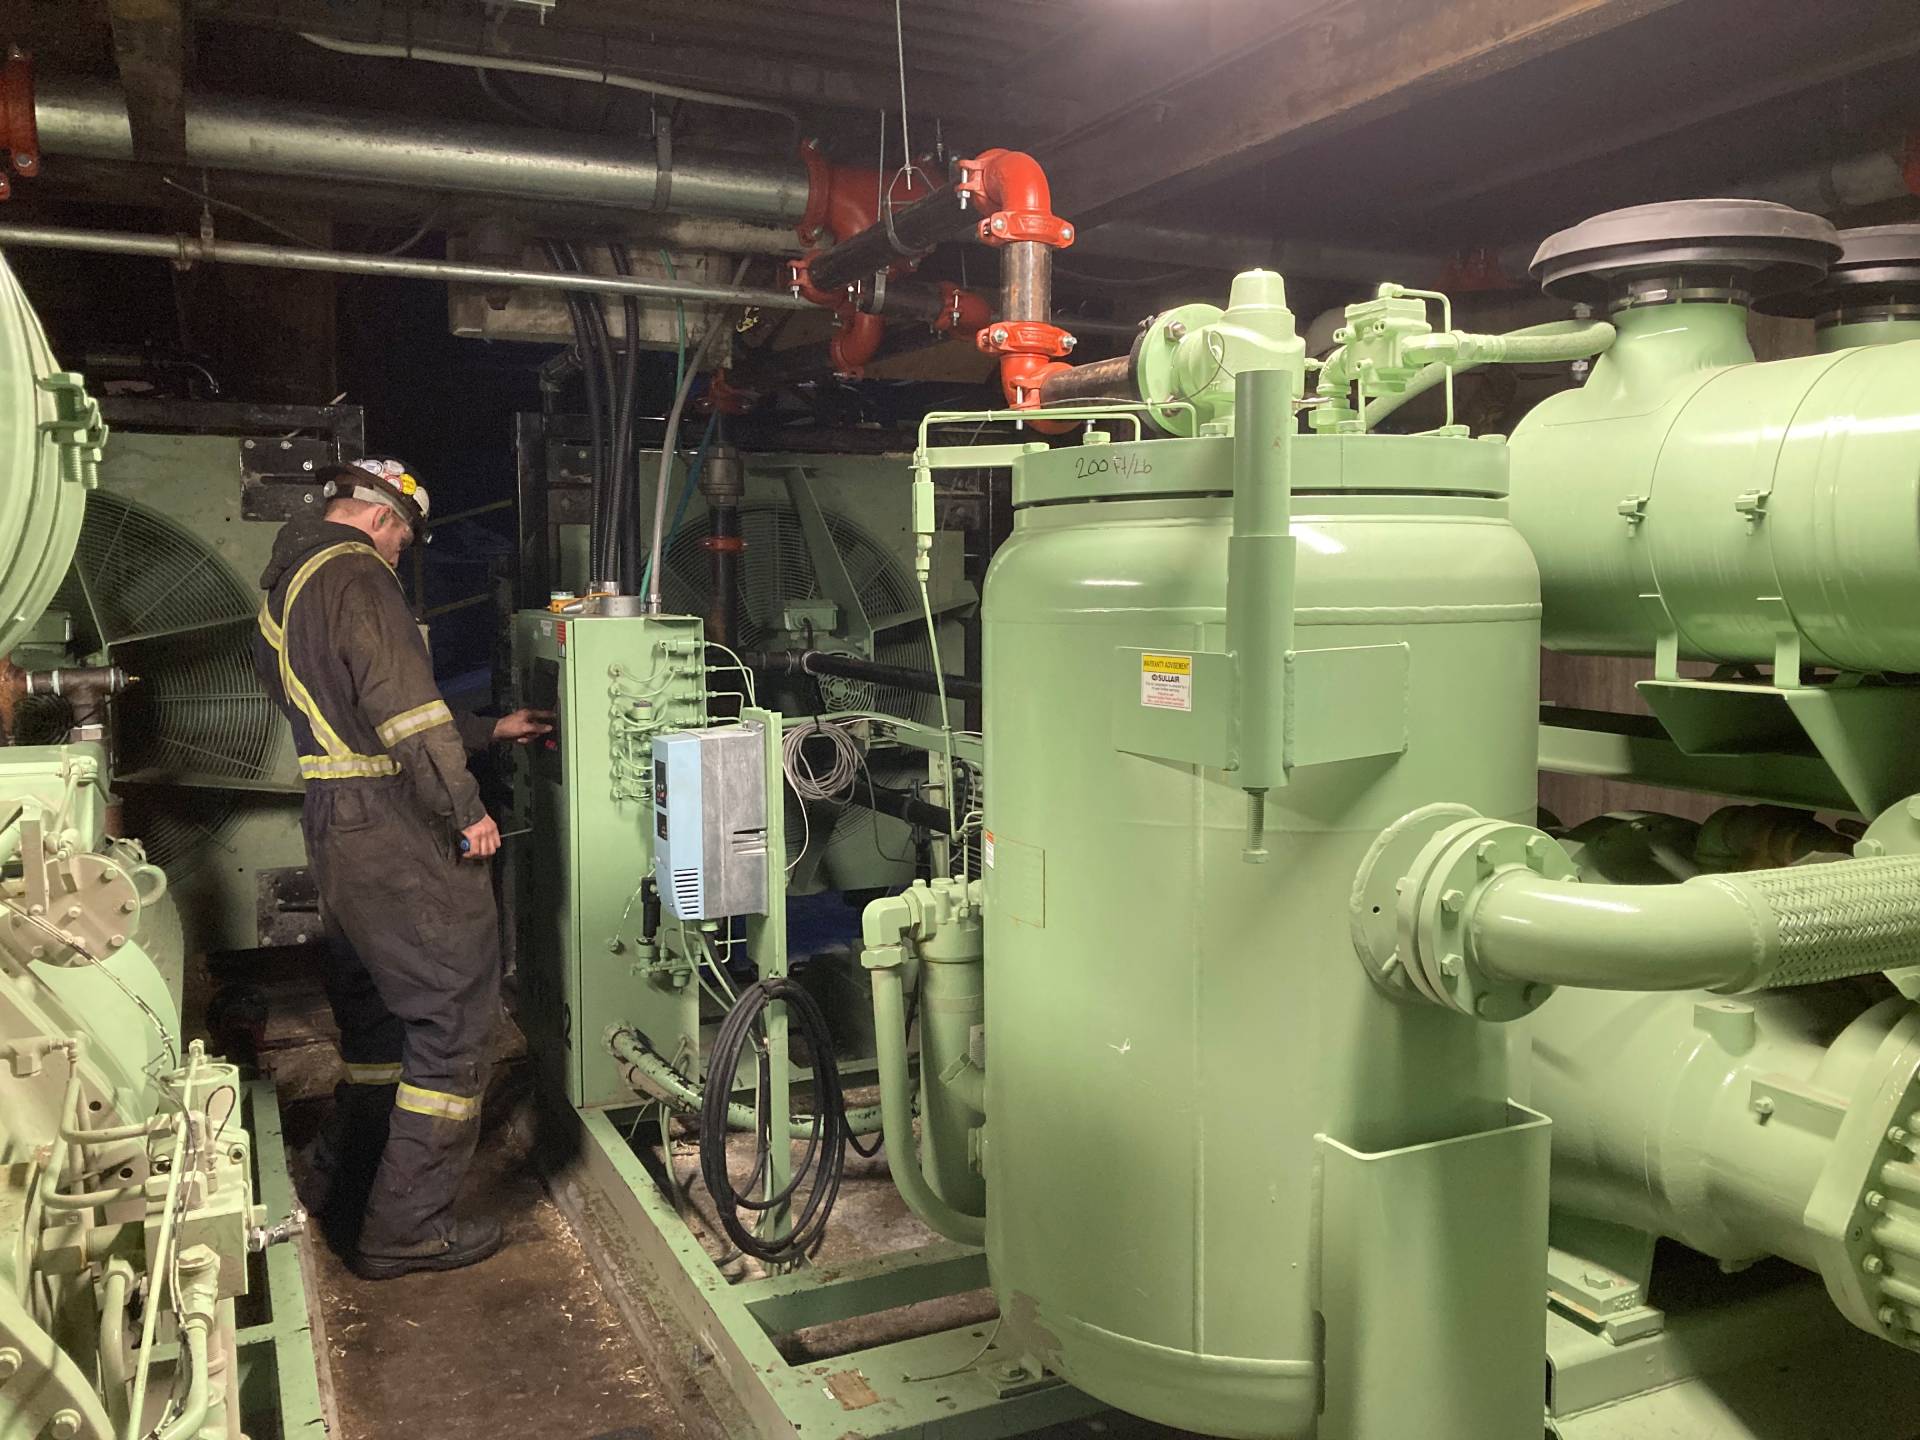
[1140,652,1193,711]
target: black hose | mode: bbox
[698,976,850,1264]
[572,249,622,585]
[544,241,614,584]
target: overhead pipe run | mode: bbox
[25,72,1459,288]
[0,222,818,308]
[33,76,809,222]
[297,31,803,136]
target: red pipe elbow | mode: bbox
[956,149,1075,249]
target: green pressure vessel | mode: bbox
[981,431,1544,1437]
[0,254,99,659]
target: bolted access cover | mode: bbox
[1530,198,1841,304]
[1756,223,1920,317]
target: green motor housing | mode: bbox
[1508,200,1920,675]
[0,255,103,661]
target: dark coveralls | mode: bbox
[252,515,499,1253]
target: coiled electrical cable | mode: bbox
[699,976,850,1263]
[781,717,862,804]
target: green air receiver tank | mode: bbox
[1509,200,1920,673]
[982,429,1548,1438]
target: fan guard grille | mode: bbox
[44,493,279,875]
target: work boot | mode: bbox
[351,1217,503,1281]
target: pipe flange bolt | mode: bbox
[1400,817,1577,1022]
[1350,803,1482,1006]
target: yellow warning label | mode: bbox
[1140,652,1193,711]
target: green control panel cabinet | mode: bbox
[514,609,708,1108]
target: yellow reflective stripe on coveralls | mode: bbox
[395,1082,481,1122]
[257,541,401,778]
[376,699,454,747]
[343,1062,403,1085]
[298,754,406,780]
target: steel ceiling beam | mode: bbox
[108,0,190,158]
[1039,0,1688,224]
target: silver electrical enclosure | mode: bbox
[653,723,769,920]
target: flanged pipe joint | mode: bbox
[1352,804,1920,1021]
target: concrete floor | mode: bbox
[236,946,1188,1440]
[284,1065,703,1440]
[283,1065,1197,1440]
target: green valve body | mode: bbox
[1508,302,1920,672]
[982,431,1545,1437]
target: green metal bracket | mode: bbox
[1539,706,1858,814]
[1317,1102,1551,1437]
[780,467,873,654]
[36,371,108,489]
[1546,1214,1664,1345]
[1637,678,1920,818]
[1108,639,1409,776]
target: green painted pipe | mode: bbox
[606,1027,883,1138]
[1471,852,1920,994]
[1361,318,1616,429]
[867,959,985,1247]
[1225,361,1296,797]
[151,1247,219,1440]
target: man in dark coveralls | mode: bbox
[254,455,549,1279]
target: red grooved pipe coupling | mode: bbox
[955,149,1074,251]
[977,320,1075,359]
[936,284,992,335]
[0,46,39,200]
[785,255,846,311]
[703,369,753,416]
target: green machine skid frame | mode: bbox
[515,604,1101,1436]
[237,1079,332,1440]
[555,1107,1103,1440]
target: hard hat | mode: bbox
[320,456,432,543]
